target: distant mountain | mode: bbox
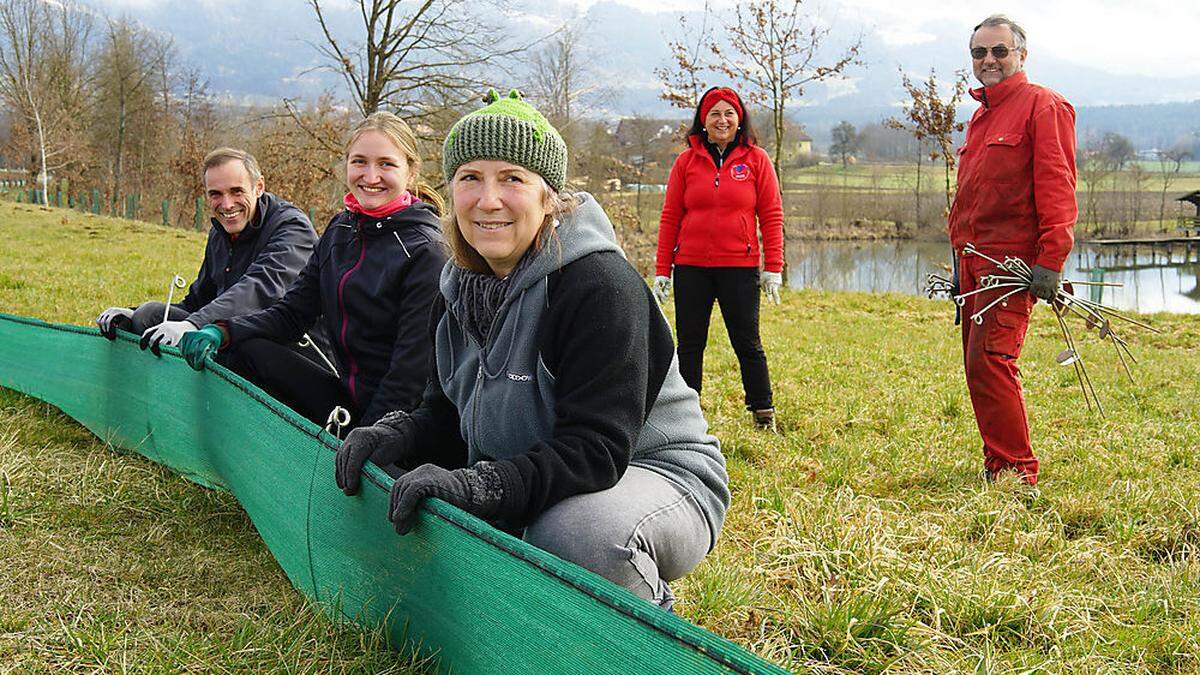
[84,0,1200,149]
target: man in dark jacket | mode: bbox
[95,148,320,355]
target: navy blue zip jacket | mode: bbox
[179,192,317,327]
[225,201,445,426]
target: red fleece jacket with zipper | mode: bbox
[949,71,1077,272]
[656,136,785,276]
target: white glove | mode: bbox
[761,271,782,305]
[96,307,134,335]
[140,320,198,352]
[652,275,672,304]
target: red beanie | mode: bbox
[699,88,744,121]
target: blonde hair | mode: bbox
[443,175,577,275]
[345,112,445,214]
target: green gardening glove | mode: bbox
[179,324,223,371]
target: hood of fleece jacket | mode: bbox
[439,192,623,306]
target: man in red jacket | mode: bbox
[948,14,1076,485]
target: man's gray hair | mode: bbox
[972,14,1027,51]
[202,147,263,184]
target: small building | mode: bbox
[1176,190,1200,235]
[794,130,813,156]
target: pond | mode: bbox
[786,239,1200,314]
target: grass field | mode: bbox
[2,202,1200,672]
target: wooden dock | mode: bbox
[1089,236,1200,246]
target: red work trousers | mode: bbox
[959,253,1039,484]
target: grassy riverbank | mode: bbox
[2,202,1200,672]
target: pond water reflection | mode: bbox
[786,239,1200,314]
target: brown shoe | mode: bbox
[752,408,776,432]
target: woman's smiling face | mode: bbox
[345,129,412,210]
[452,160,550,277]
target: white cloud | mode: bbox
[819,76,861,101]
[656,0,1200,78]
[877,28,937,47]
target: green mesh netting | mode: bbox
[0,313,786,674]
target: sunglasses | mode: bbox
[971,45,1018,60]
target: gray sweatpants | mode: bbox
[129,301,190,335]
[523,466,713,610]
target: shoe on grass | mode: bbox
[752,408,776,432]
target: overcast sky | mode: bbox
[91,0,1200,104]
[563,0,1200,80]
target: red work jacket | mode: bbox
[655,136,785,276]
[948,71,1077,272]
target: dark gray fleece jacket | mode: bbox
[423,192,729,547]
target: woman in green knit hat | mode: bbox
[334,89,730,610]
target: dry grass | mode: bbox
[2,201,1200,671]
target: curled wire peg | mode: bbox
[163,274,186,323]
[299,332,339,376]
[325,406,351,441]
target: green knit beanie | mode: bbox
[443,89,568,192]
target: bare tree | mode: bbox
[711,0,861,184]
[250,95,351,226]
[1156,145,1190,229]
[307,0,526,119]
[654,1,714,111]
[1077,139,1114,233]
[886,68,967,215]
[526,23,607,169]
[167,67,222,225]
[0,0,92,203]
[92,16,173,208]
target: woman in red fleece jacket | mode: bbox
[654,86,785,431]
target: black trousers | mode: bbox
[217,337,355,429]
[673,265,772,410]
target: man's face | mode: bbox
[204,160,264,235]
[970,25,1025,87]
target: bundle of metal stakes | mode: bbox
[924,243,1161,415]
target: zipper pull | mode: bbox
[714,173,719,188]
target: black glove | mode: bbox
[388,462,508,535]
[950,254,961,297]
[1029,265,1060,301]
[97,308,134,340]
[335,410,417,496]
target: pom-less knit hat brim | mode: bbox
[442,89,568,192]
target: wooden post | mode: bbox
[162,200,170,227]
[194,197,204,231]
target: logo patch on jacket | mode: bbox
[731,163,751,181]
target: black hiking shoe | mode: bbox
[752,408,776,432]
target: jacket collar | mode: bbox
[687,135,752,165]
[969,71,1028,109]
[345,200,437,236]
